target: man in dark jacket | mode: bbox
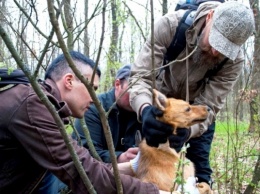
[0,51,166,194]
[74,65,141,163]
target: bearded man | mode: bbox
[128,1,255,188]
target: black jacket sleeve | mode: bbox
[73,104,122,163]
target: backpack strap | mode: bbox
[165,0,225,64]
[0,69,29,91]
[164,9,196,64]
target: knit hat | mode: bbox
[209,1,255,61]
[115,64,131,80]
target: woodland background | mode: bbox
[0,0,259,193]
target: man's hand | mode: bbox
[168,128,191,152]
[141,106,173,147]
[117,147,139,163]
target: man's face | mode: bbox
[114,79,133,112]
[194,11,226,68]
[65,65,99,118]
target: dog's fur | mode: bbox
[136,89,212,194]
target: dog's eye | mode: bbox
[185,107,191,112]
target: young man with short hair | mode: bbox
[0,51,168,194]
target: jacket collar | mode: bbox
[41,78,71,121]
[42,78,62,101]
[99,88,118,112]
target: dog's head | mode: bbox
[153,89,208,129]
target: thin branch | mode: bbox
[122,1,146,42]
[34,28,56,75]
[46,1,97,193]
[69,117,82,146]
[72,0,103,46]
[150,0,155,104]
[91,0,105,84]
[80,118,102,161]
[13,0,59,47]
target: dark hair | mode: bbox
[44,51,101,80]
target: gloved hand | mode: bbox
[168,128,191,152]
[141,105,173,147]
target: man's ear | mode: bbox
[114,79,121,88]
[63,73,74,90]
[206,10,214,22]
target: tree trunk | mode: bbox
[64,0,74,51]
[248,0,260,133]
[244,0,260,193]
[19,4,28,68]
[109,0,119,63]
[0,0,6,64]
[162,0,168,15]
[244,154,260,194]
[104,0,119,91]
[84,0,90,56]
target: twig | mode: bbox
[79,118,102,161]
[91,0,105,84]
[13,0,59,47]
[122,1,146,41]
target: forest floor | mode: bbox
[210,124,259,194]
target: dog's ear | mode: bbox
[153,89,168,111]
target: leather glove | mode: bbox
[141,106,173,147]
[169,128,191,152]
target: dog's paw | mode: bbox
[196,182,213,194]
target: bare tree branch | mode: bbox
[150,0,155,103]
[79,118,102,161]
[122,1,146,42]
[13,0,59,47]
[47,0,97,193]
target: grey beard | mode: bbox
[192,46,225,70]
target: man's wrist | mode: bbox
[129,162,137,176]
[139,103,151,121]
[116,162,136,176]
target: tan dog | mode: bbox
[136,89,212,194]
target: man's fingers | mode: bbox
[128,147,139,154]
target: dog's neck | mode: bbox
[158,140,179,158]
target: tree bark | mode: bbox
[244,154,260,194]
[244,0,260,193]
[84,0,90,56]
[64,0,74,51]
[162,0,168,15]
[248,0,260,133]
[104,0,119,91]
